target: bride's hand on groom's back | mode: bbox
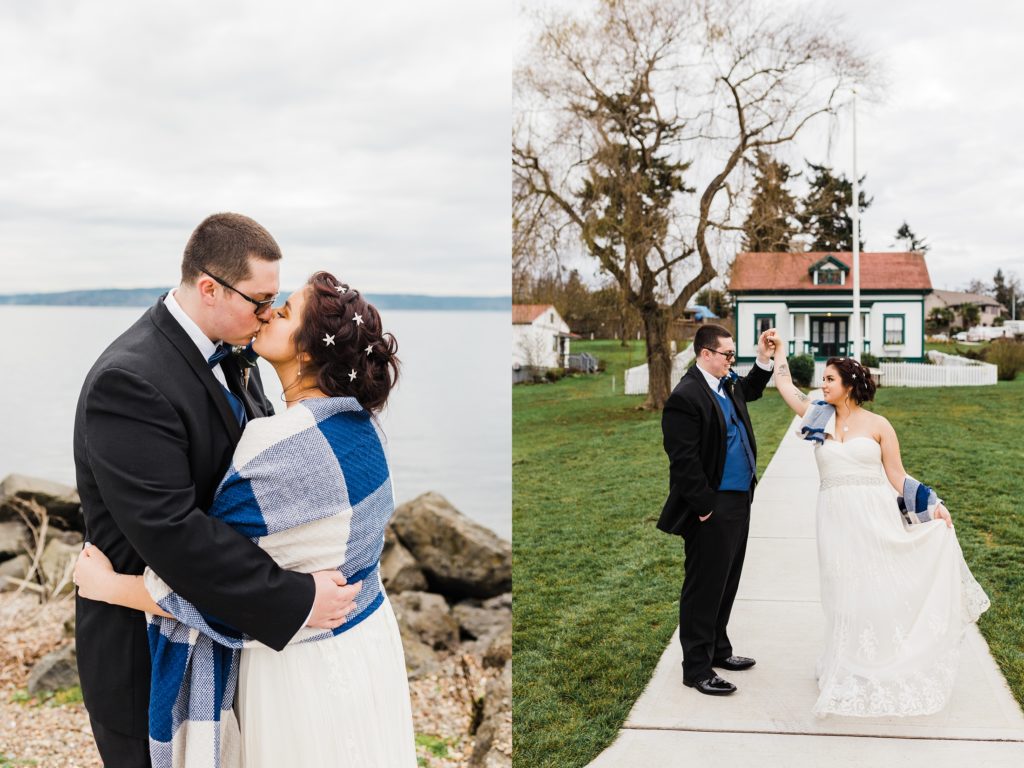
[308,570,362,629]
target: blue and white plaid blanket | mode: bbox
[798,400,939,525]
[143,397,394,768]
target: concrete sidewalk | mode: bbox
[588,414,1024,767]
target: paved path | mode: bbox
[588,412,1024,767]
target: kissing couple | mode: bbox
[658,323,989,716]
[72,213,418,766]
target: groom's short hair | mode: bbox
[693,324,732,354]
[180,212,282,286]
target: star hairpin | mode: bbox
[348,368,357,382]
[353,313,364,326]
[323,333,336,347]
[335,284,348,293]
[364,343,374,356]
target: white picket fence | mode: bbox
[626,352,996,395]
[624,346,695,395]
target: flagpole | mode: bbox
[851,89,862,361]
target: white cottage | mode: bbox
[512,304,571,373]
[729,252,932,362]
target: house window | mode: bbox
[883,314,905,345]
[817,269,842,285]
[754,314,775,346]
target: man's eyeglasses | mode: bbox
[703,347,736,362]
[199,268,277,315]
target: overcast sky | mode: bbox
[519,0,1023,294]
[0,1,512,296]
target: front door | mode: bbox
[811,317,847,359]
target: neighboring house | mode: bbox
[512,304,571,375]
[729,252,932,362]
[926,289,1006,328]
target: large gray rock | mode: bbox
[28,642,79,694]
[0,554,31,590]
[481,632,512,671]
[0,474,83,532]
[380,526,428,594]
[398,629,442,680]
[453,593,512,642]
[391,493,510,599]
[0,521,29,559]
[470,660,512,768]
[39,539,79,595]
[390,591,459,651]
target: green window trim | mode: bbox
[754,313,775,348]
[883,313,905,345]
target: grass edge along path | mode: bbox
[512,340,1024,768]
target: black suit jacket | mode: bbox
[657,362,773,536]
[73,297,315,737]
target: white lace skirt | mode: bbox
[235,596,417,766]
[814,480,990,717]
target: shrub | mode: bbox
[860,352,879,368]
[983,340,1024,381]
[544,367,567,383]
[788,354,815,387]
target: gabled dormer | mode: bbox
[808,255,849,286]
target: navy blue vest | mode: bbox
[716,389,755,491]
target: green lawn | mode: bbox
[512,340,1024,768]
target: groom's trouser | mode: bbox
[679,488,751,682]
[90,717,152,768]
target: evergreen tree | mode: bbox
[741,150,799,252]
[992,268,1023,319]
[894,221,929,252]
[798,162,872,252]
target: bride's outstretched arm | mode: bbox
[767,334,812,418]
[879,418,953,528]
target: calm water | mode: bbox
[0,305,510,539]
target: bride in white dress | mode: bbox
[768,334,989,717]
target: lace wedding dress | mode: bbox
[812,434,990,717]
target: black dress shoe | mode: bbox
[713,655,756,671]
[683,674,737,696]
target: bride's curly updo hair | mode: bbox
[295,271,399,412]
[825,356,876,404]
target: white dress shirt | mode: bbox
[695,356,773,398]
[163,290,229,389]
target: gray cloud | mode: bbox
[0,0,512,295]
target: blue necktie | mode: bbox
[207,345,247,427]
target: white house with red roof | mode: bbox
[728,252,932,362]
[512,304,571,374]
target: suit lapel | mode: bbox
[686,366,727,435]
[148,298,243,443]
[221,355,268,419]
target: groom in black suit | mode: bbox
[73,213,360,766]
[658,324,775,695]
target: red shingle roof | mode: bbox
[512,304,555,324]
[729,252,932,292]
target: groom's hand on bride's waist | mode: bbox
[307,570,363,630]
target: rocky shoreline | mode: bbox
[0,475,511,768]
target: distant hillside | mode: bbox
[0,288,510,311]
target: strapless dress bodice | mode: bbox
[814,437,887,490]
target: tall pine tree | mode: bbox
[894,221,929,252]
[741,150,799,252]
[798,162,872,252]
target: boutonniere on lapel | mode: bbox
[722,369,738,395]
[231,342,260,389]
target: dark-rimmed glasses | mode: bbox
[199,268,277,315]
[703,347,736,362]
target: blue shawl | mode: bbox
[143,397,393,767]
[798,400,940,524]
